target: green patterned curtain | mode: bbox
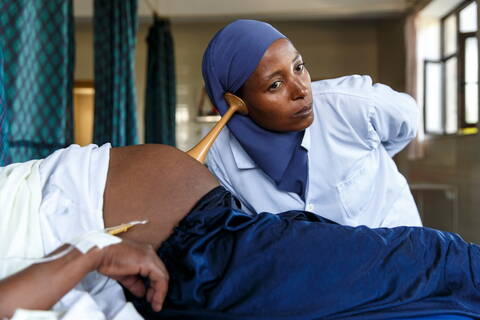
[0,45,9,165]
[0,0,74,162]
[144,17,176,146]
[93,0,138,146]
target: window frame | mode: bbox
[458,31,477,128]
[423,0,478,136]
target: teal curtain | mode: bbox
[93,0,138,146]
[144,17,176,146]
[0,45,9,165]
[0,0,74,162]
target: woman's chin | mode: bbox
[294,113,314,131]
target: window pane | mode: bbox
[465,36,478,124]
[465,83,478,124]
[420,19,441,60]
[459,1,477,33]
[445,57,458,134]
[443,14,457,56]
[465,37,478,83]
[425,62,443,134]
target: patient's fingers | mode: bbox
[143,262,169,311]
[138,257,169,311]
[96,240,169,310]
[117,275,146,297]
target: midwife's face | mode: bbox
[239,38,314,132]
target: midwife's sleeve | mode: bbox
[368,78,419,157]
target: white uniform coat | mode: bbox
[206,75,422,228]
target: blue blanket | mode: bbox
[128,187,480,319]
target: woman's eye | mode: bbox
[295,63,305,72]
[269,81,281,90]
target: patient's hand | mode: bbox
[96,240,169,311]
[0,239,169,318]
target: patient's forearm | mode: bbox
[0,239,169,318]
[0,246,99,318]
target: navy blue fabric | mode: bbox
[127,186,480,319]
[202,20,308,198]
[395,317,475,320]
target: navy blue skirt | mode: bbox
[128,186,480,319]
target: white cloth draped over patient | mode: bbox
[0,144,144,320]
[0,159,44,279]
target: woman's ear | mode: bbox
[224,93,248,115]
[234,85,245,100]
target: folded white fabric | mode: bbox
[0,159,44,279]
[11,295,143,320]
[10,309,59,320]
[38,143,111,256]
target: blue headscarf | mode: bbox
[202,19,308,199]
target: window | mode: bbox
[423,0,478,135]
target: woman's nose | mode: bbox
[291,78,309,100]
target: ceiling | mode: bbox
[74,0,423,21]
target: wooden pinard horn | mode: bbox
[187,93,248,164]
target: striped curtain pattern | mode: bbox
[93,0,139,147]
[144,17,176,146]
[0,45,9,165]
[0,0,74,162]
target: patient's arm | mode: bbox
[103,144,219,249]
[0,240,169,318]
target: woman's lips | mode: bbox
[293,104,313,118]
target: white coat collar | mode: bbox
[301,126,311,151]
[230,131,257,169]
[230,127,311,170]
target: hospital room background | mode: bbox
[0,0,478,240]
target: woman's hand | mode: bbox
[95,240,169,311]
